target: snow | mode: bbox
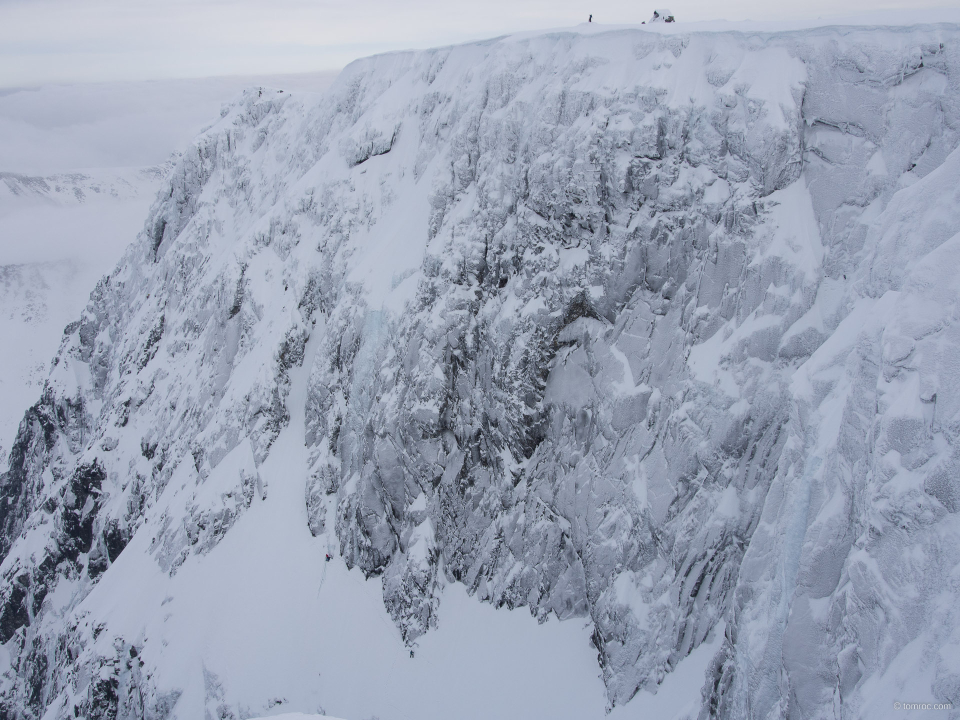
[608,346,651,398]
[0,168,163,464]
[248,715,345,720]
[538,8,960,37]
[80,313,705,720]
[758,180,823,285]
[5,18,960,720]
[408,492,427,512]
[614,622,726,720]
[0,72,338,464]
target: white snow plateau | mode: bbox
[1,20,960,720]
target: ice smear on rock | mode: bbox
[0,21,960,720]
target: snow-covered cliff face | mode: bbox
[1,23,960,720]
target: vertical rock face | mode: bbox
[0,24,958,720]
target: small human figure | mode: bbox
[410,650,415,659]
[325,554,332,562]
[589,14,593,22]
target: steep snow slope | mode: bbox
[1,22,960,720]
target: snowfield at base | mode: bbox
[246,715,346,720]
[72,319,721,720]
[3,17,960,720]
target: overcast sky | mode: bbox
[2,0,960,88]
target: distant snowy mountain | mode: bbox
[1,22,959,720]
